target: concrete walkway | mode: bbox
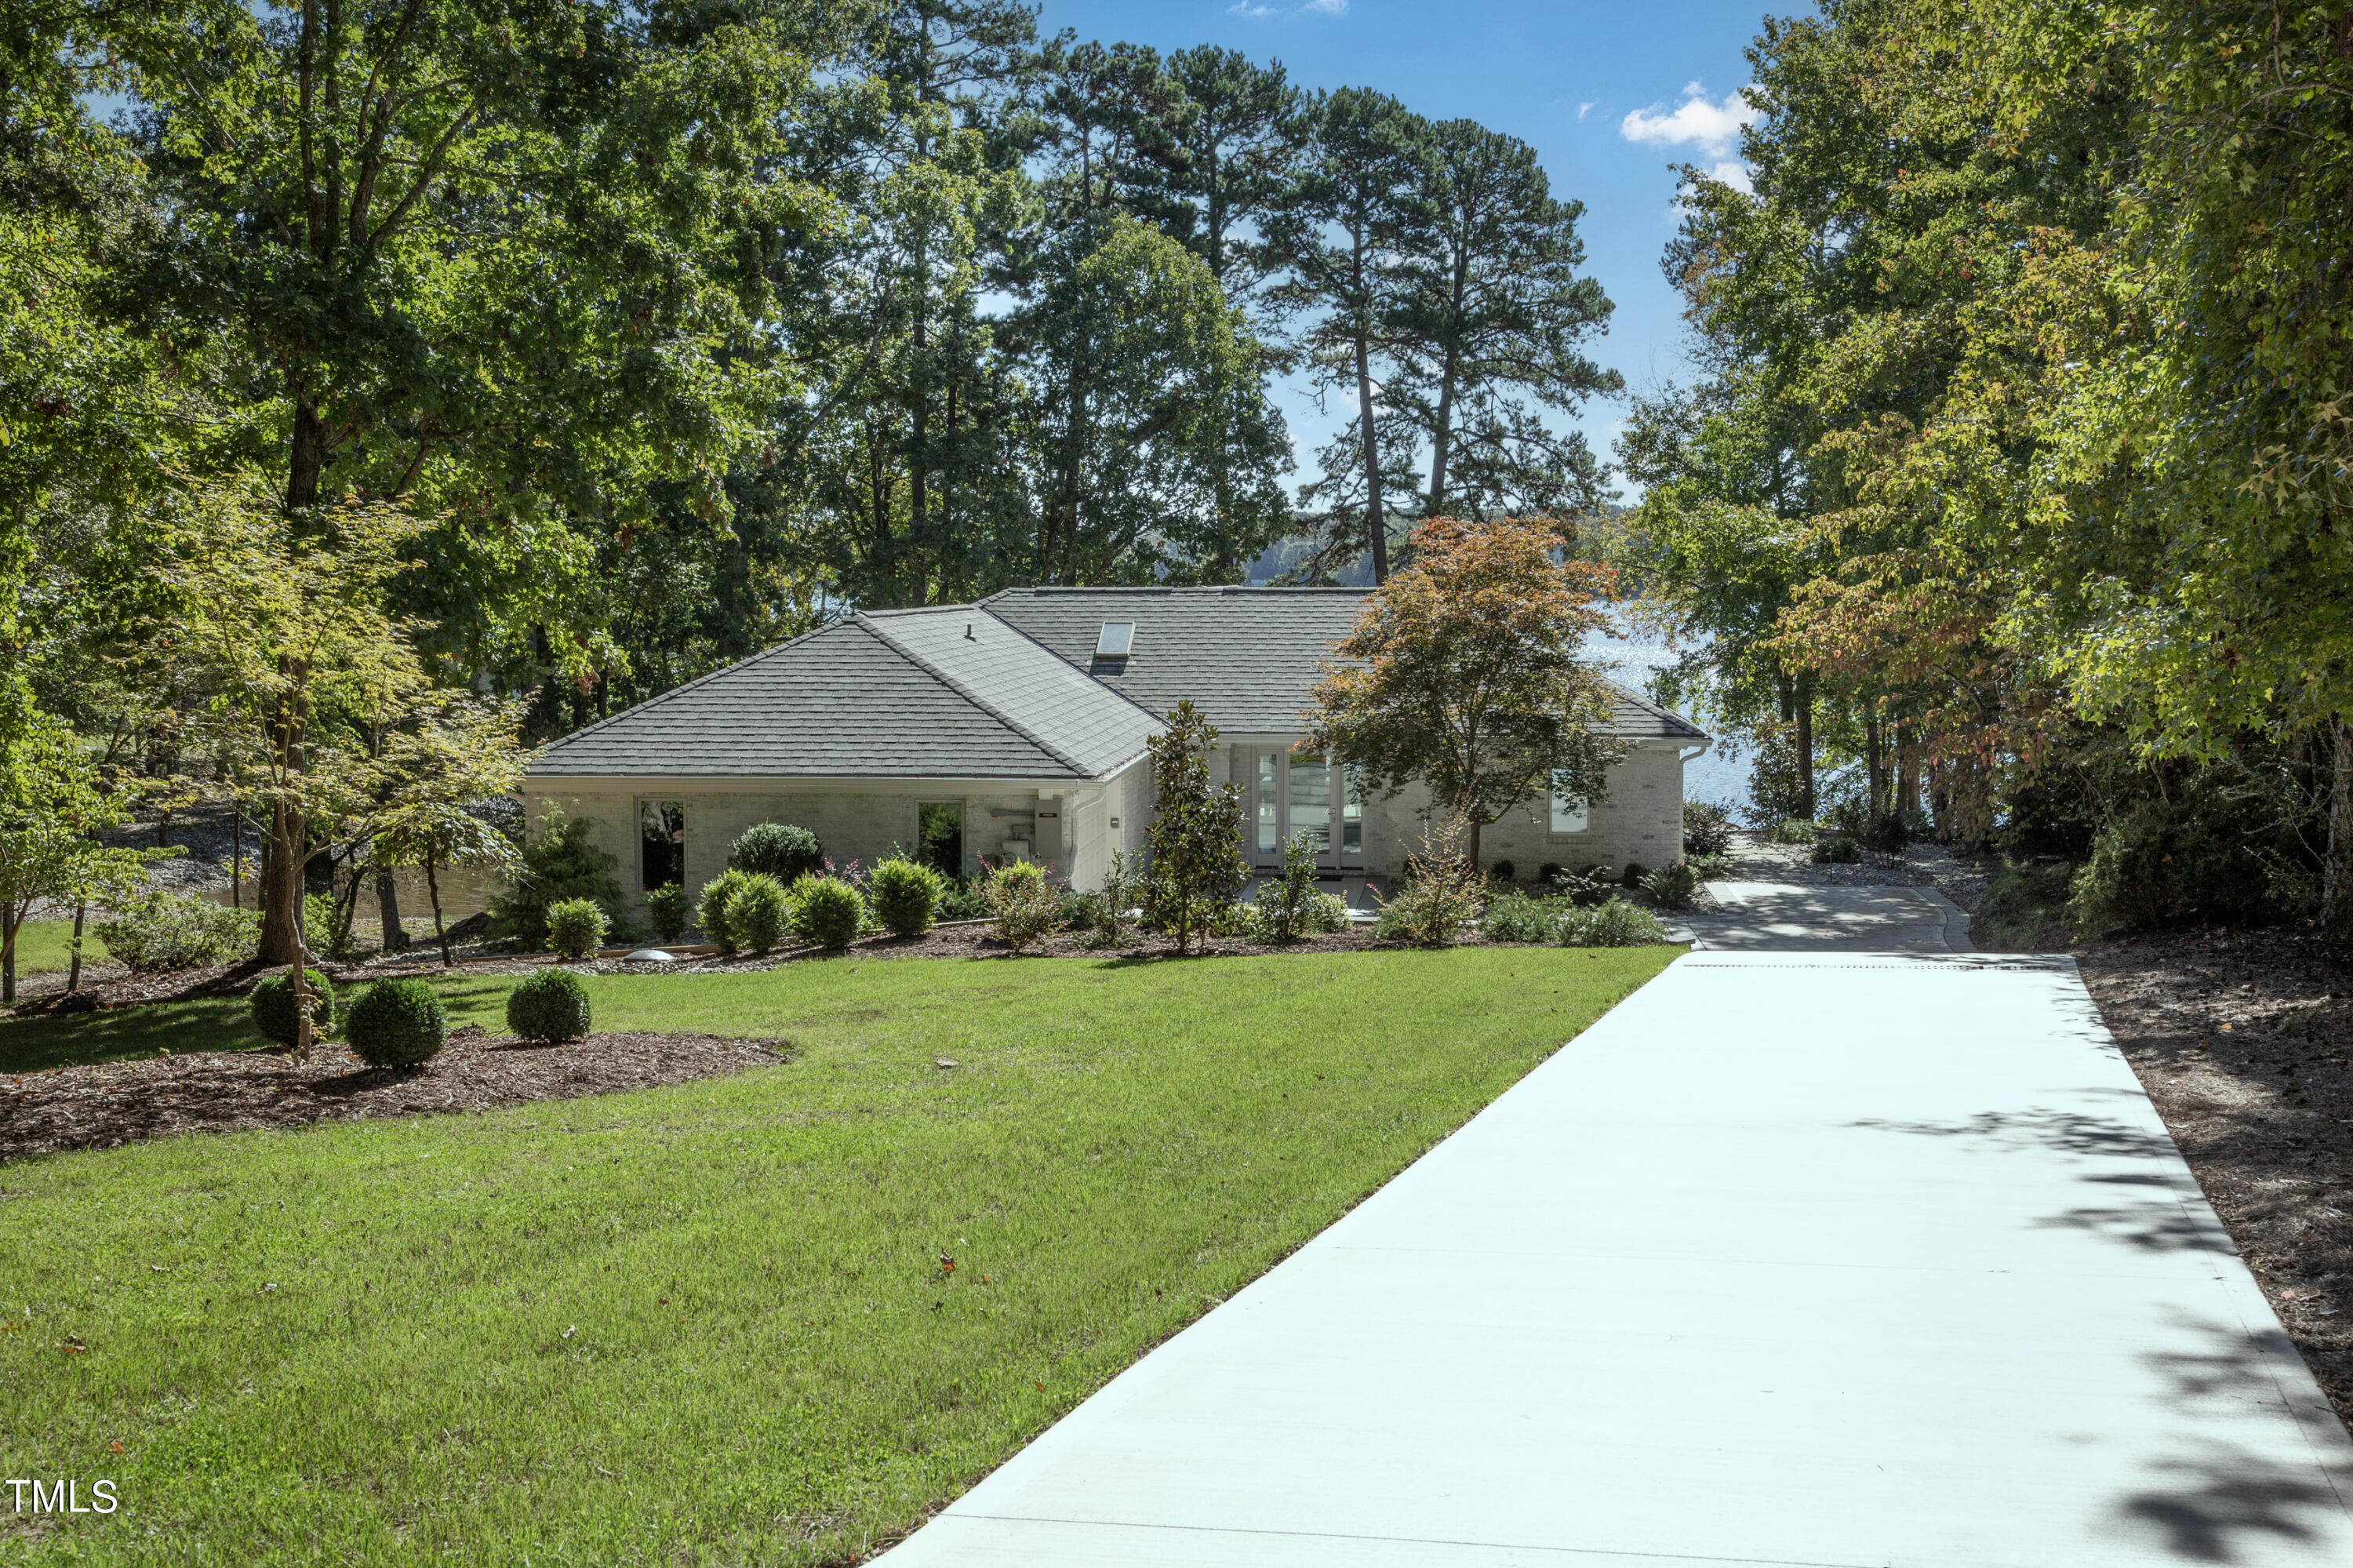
[1682,879,1977,952]
[878,951,2353,1566]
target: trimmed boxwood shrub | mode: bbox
[724,873,792,954]
[249,967,333,1046]
[729,822,824,883]
[346,979,448,1068]
[545,896,609,959]
[793,877,865,950]
[646,882,691,943]
[868,857,944,938]
[507,968,593,1043]
[696,868,752,952]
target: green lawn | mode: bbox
[5,918,89,980]
[1,948,1677,1565]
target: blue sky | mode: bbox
[1038,0,1778,503]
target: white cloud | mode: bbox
[1707,161,1755,195]
[1302,0,1348,13]
[1228,1,1275,13]
[1620,82,1757,161]
[1577,101,1595,121]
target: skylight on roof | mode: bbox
[1095,621,1135,660]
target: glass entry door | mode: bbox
[1250,751,1364,871]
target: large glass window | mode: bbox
[918,802,966,878]
[1256,754,1281,854]
[1341,764,1365,862]
[639,800,686,889]
[1289,752,1333,855]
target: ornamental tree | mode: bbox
[1304,515,1624,869]
[0,710,157,1002]
[1140,699,1247,954]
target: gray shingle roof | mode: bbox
[530,617,1116,780]
[859,606,1162,777]
[984,586,1711,743]
[529,587,1709,782]
[984,587,1370,734]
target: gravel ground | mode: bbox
[2075,929,2353,1435]
[0,1027,788,1163]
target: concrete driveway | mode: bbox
[1682,879,1977,952]
[877,951,2353,1566]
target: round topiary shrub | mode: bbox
[696,868,752,952]
[507,967,593,1043]
[868,857,944,938]
[792,877,865,950]
[729,821,824,883]
[249,967,333,1046]
[345,979,448,1068]
[645,881,691,943]
[723,873,791,954]
[544,896,609,959]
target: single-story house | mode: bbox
[523,587,1711,917]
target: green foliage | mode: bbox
[93,893,259,974]
[1374,815,1484,948]
[646,883,692,944]
[1558,899,1671,948]
[1141,700,1249,952]
[1641,862,1700,909]
[1480,890,1565,944]
[696,869,755,954]
[305,893,356,962]
[791,878,865,951]
[1250,832,1338,944]
[249,968,333,1046]
[935,876,990,922]
[1769,820,1817,846]
[506,968,594,1044]
[1810,836,1861,865]
[729,823,825,884]
[489,818,628,951]
[345,980,448,1069]
[544,898,610,961]
[1977,862,2078,951]
[2067,788,2283,935]
[1067,850,1145,949]
[1687,851,1733,881]
[868,858,944,939]
[1682,801,1737,857]
[726,875,794,955]
[984,861,1064,952]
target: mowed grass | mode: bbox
[1,948,1677,1565]
[5,919,89,980]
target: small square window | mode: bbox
[1549,777,1588,835]
[1095,621,1135,659]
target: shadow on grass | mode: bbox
[0,997,265,1075]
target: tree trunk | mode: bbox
[1353,311,1387,584]
[2326,716,2352,938]
[1467,815,1483,872]
[1864,706,1886,818]
[260,802,307,963]
[376,870,409,951]
[66,901,87,991]
[1794,673,1817,821]
[2,911,16,1004]
[287,395,329,508]
[427,854,452,967]
[231,809,243,908]
[1895,726,1918,821]
[1427,354,1459,516]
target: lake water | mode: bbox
[1583,626,1753,814]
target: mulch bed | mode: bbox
[2076,927,2353,1435]
[0,1027,788,1165]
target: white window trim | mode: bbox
[1548,778,1589,835]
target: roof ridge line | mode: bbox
[536,616,849,756]
[853,613,1096,779]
